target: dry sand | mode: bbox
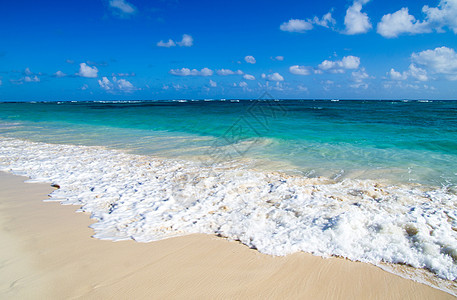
[0,171,454,299]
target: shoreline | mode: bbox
[0,171,454,299]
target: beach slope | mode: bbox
[0,172,453,299]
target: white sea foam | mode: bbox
[1,137,457,288]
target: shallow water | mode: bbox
[1,100,457,186]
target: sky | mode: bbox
[1,0,457,101]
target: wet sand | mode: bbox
[0,171,453,299]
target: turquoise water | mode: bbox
[1,100,457,187]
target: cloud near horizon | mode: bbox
[77,63,98,78]
[98,76,136,92]
[318,55,361,73]
[170,67,214,76]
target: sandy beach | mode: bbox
[0,171,454,299]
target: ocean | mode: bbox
[1,100,457,291]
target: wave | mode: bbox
[1,137,457,293]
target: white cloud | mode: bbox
[378,0,457,38]
[109,0,136,15]
[98,76,136,92]
[81,84,88,90]
[245,55,256,64]
[352,68,370,81]
[117,78,134,91]
[318,55,360,73]
[209,80,217,87]
[77,63,98,78]
[388,64,428,81]
[239,81,248,87]
[177,34,193,47]
[280,19,313,32]
[341,56,361,69]
[412,46,457,79]
[216,69,243,75]
[273,56,284,61]
[24,67,33,75]
[351,68,370,88]
[264,72,284,81]
[423,0,457,34]
[98,77,112,90]
[289,65,312,75]
[157,39,176,48]
[377,8,431,38]
[54,70,66,78]
[280,12,335,33]
[243,74,255,80]
[310,12,336,28]
[24,75,40,82]
[389,68,408,80]
[157,34,193,47]
[344,0,372,35]
[169,67,213,76]
[408,64,428,81]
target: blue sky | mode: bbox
[1,0,457,100]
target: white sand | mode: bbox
[0,172,454,299]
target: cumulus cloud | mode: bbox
[377,0,457,38]
[388,64,428,81]
[318,55,361,73]
[243,74,255,80]
[245,55,256,64]
[280,19,313,32]
[412,46,457,80]
[54,70,66,78]
[310,12,336,28]
[424,0,457,33]
[109,0,136,16]
[239,81,248,88]
[216,69,243,75]
[24,67,33,75]
[169,67,213,76]
[389,68,408,80]
[77,63,98,78]
[157,39,176,48]
[24,76,40,82]
[272,56,284,61]
[263,72,284,81]
[98,76,136,92]
[157,34,193,47]
[177,34,193,47]
[344,0,372,35]
[377,8,431,38]
[289,65,312,75]
[350,68,370,88]
[280,12,335,33]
